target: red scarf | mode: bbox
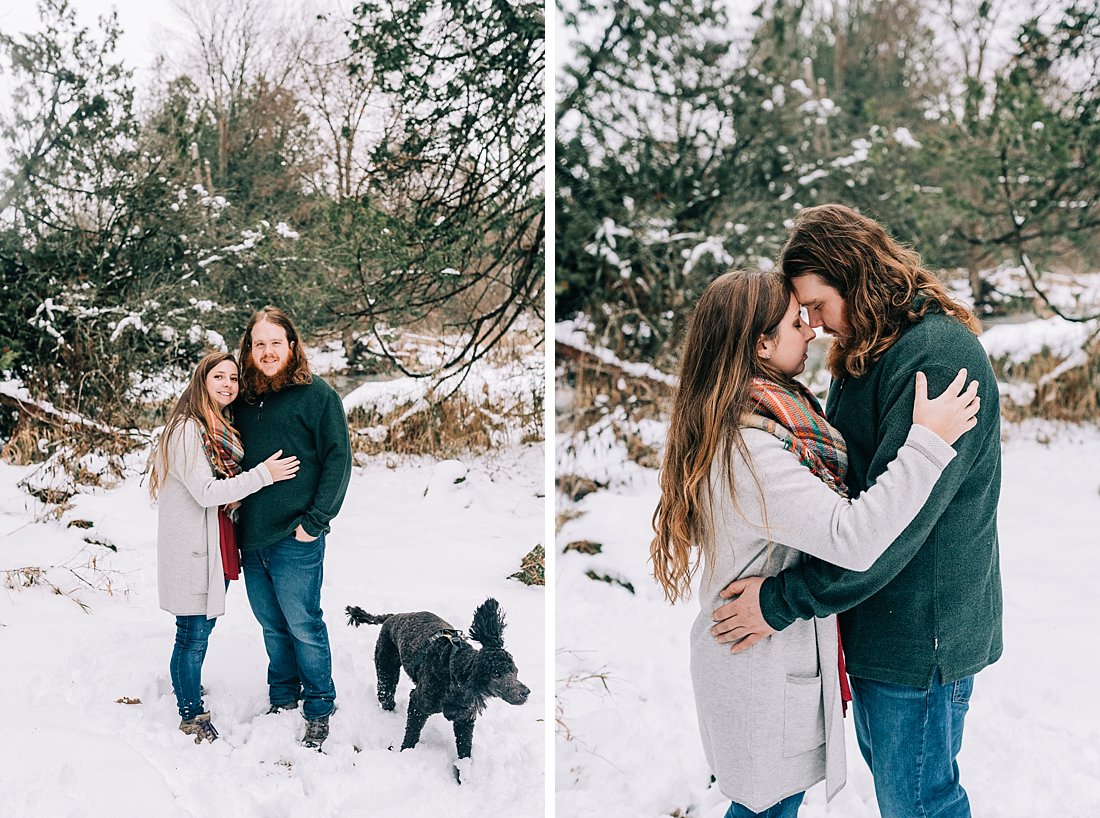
[200,418,244,580]
[745,377,854,714]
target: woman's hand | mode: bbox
[912,369,981,445]
[261,449,300,482]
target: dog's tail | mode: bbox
[345,605,395,627]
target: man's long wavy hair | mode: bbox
[780,204,981,378]
[651,269,793,604]
[238,306,313,402]
[148,351,240,500]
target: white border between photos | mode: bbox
[543,0,557,814]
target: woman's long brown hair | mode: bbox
[148,351,240,500]
[780,204,980,379]
[651,270,792,603]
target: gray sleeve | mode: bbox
[168,420,274,508]
[737,424,956,572]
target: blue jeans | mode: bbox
[170,582,229,721]
[851,670,974,818]
[724,793,804,818]
[241,533,335,720]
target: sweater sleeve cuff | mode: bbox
[759,575,796,632]
[254,463,275,487]
[905,423,958,469]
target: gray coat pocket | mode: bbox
[783,673,826,757]
[189,551,209,594]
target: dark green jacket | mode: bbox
[758,309,1004,687]
[234,376,352,550]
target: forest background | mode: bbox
[1,0,545,465]
[557,0,1100,420]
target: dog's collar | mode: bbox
[432,628,464,644]
[437,629,469,660]
[409,629,466,684]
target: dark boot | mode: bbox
[179,712,219,744]
[266,701,300,715]
[302,715,329,750]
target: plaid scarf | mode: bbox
[199,417,244,478]
[744,376,848,497]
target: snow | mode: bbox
[556,319,678,388]
[831,138,871,168]
[555,417,1100,817]
[342,350,544,441]
[980,316,1096,364]
[891,127,921,149]
[1,444,546,817]
[681,236,733,276]
[798,168,829,186]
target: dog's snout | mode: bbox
[506,682,530,705]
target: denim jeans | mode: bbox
[851,670,974,818]
[170,584,228,721]
[241,533,335,720]
[724,792,804,818]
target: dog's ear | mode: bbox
[469,598,505,648]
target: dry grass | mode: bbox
[555,661,613,744]
[509,544,545,586]
[990,337,1100,422]
[347,327,544,458]
[2,550,126,613]
[348,387,542,459]
[556,356,672,483]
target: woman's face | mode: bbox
[760,294,817,377]
[205,360,239,409]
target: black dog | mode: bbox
[346,598,529,781]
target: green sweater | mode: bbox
[234,377,352,550]
[758,309,1004,687]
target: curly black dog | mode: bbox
[345,598,529,782]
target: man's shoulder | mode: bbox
[886,311,988,367]
[289,373,339,400]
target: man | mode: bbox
[712,205,1002,817]
[234,306,352,750]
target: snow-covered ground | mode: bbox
[555,418,1100,817]
[1,444,545,817]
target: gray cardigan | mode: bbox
[156,419,273,618]
[689,423,956,811]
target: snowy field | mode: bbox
[0,444,545,818]
[556,408,1100,816]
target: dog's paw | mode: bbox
[453,757,474,786]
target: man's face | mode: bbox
[250,320,292,378]
[791,274,850,342]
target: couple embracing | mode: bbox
[652,205,1002,817]
[148,307,352,750]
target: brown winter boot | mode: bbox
[179,712,220,744]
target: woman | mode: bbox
[650,270,980,816]
[148,351,299,743]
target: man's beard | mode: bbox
[244,356,294,397]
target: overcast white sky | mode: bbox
[0,0,175,77]
[0,0,352,100]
